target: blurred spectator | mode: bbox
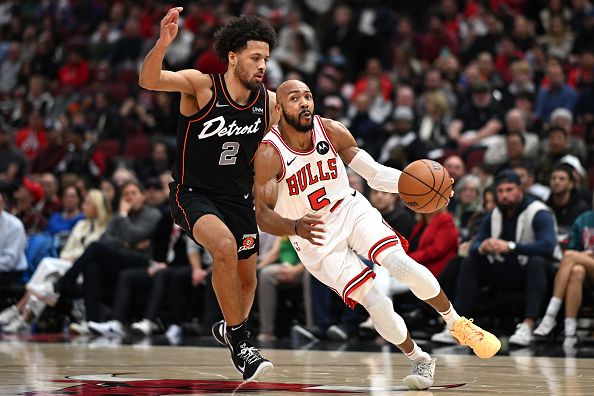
[53,180,161,331]
[4,190,111,333]
[540,0,572,34]
[368,189,414,239]
[534,208,594,349]
[535,60,578,122]
[538,15,575,60]
[58,49,90,89]
[272,10,317,80]
[417,91,452,150]
[0,122,26,194]
[485,109,540,167]
[436,170,560,347]
[444,155,466,183]
[109,18,143,67]
[0,42,22,93]
[418,13,459,65]
[136,141,172,182]
[88,91,121,142]
[88,21,119,62]
[352,58,394,102]
[378,106,427,167]
[31,127,66,175]
[15,111,47,162]
[513,162,551,202]
[572,7,594,54]
[448,80,504,150]
[164,22,195,71]
[38,173,62,219]
[55,126,105,184]
[11,178,47,234]
[0,193,27,285]
[45,185,83,237]
[319,4,359,80]
[257,236,307,342]
[417,69,457,118]
[546,164,590,233]
[538,126,577,184]
[503,60,536,109]
[453,174,483,241]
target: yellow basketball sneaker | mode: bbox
[451,317,501,359]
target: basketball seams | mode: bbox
[401,170,449,202]
[399,159,452,213]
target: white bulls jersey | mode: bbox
[262,115,350,220]
[262,116,406,309]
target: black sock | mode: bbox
[226,320,249,346]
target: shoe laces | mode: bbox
[237,344,264,365]
[414,360,434,378]
[457,319,484,344]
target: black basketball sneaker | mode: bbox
[229,339,274,381]
[211,320,227,346]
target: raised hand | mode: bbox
[158,7,183,48]
[296,212,325,246]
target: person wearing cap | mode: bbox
[432,169,561,347]
[448,79,504,149]
[11,178,47,234]
[534,60,578,123]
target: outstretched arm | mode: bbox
[138,7,208,95]
[254,143,324,245]
[321,118,402,193]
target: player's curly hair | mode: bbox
[214,15,277,62]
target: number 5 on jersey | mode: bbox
[308,187,330,210]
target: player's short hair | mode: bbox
[214,15,277,62]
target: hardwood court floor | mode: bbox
[0,336,593,395]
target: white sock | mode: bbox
[439,303,461,330]
[405,341,431,363]
[545,297,562,318]
[564,318,577,337]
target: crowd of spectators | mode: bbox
[1,0,594,350]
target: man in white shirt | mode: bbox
[0,194,28,281]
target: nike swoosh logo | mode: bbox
[244,193,249,199]
[287,157,297,166]
[351,190,357,197]
[238,362,246,372]
[216,102,230,108]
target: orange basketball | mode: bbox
[398,159,452,214]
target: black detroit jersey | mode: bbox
[173,73,270,198]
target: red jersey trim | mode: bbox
[270,126,316,155]
[218,74,261,110]
[315,115,338,156]
[181,74,217,184]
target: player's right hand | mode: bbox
[296,213,325,246]
[158,7,183,48]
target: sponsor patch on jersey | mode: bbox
[252,106,264,114]
[238,233,258,252]
[316,141,329,155]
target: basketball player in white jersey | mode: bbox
[253,80,501,390]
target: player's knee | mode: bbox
[380,249,440,300]
[210,237,238,264]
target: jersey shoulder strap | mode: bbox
[262,131,287,182]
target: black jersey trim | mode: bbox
[181,75,217,184]
[315,115,338,156]
[270,126,316,155]
[218,74,262,110]
[261,140,286,182]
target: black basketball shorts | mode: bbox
[169,182,259,260]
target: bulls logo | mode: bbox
[316,141,330,155]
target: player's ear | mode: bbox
[228,51,236,66]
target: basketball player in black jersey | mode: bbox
[139,7,278,381]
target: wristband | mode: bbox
[294,219,299,235]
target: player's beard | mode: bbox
[235,60,260,92]
[282,107,313,133]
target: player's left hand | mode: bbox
[296,212,326,246]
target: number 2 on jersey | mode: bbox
[308,187,330,210]
[219,142,240,165]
